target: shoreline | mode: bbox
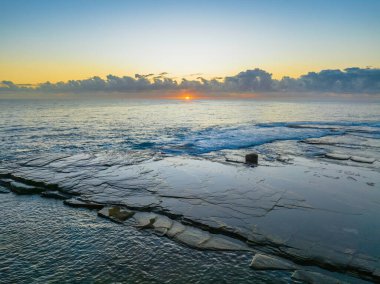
[1,152,379,282]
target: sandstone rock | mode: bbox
[245,153,259,165]
[200,235,250,251]
[152,215,173,234]
[250,253,298,270]
[98,206,134,223]
[166,221,186,238]
[133,211,251,251]
[133,212,157,228]
[325,153,351,160]
[291,270,347,284]
[10,181,45,194]
[174,227,211,248]
[63,198,103,209]
[350,156,376,164]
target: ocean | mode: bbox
[1,99,379,159]
[0,98,379,283]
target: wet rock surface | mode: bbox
[292,270,348,284]
[350,156,376,164]
[132,212,250,251]
[250,253,298,270]
[325,153,351,160]
[302,134,379,168]
[98,206,134,223]
[0,152,379,282]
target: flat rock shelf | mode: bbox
[0,151,379,283]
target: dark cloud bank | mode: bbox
[1,67,380,97]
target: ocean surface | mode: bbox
[1,99,379,160]
[1,98,380,283]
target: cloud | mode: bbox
[1,67,379,95]
[224,69,274,92]
[292,68,380,93]
[0,80,19,91]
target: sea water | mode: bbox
[0,99,379,160]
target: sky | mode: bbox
[0,0,380,84]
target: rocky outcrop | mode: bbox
[325,153,351,160]
[98,206,134,223]
[325,153,377,164]
[250,253,298,270]
[132,212,251,251]
[350,156,375,164]
[1,153,379,282]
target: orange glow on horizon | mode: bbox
[169,90,198,101]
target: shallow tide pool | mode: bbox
[0,192,293,284]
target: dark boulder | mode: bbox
[245,153,258,165]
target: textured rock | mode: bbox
[292,270,347,284]
[1,153,380,281]
[133,211,251,251]
[63,198,103,209]
[250,253,298,270]
[174,227,211,248]
[98,206,134,223]
[245,153,258,164]
[200,235,249,251]
[133,212,157,228]
[350,156,375,164]
[166,221,186,238]
[325,153,351,160]
[152,215,173,235]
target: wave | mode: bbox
[256,121,380,128]
[146,120,380,154]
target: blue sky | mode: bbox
[1,0,379,83]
